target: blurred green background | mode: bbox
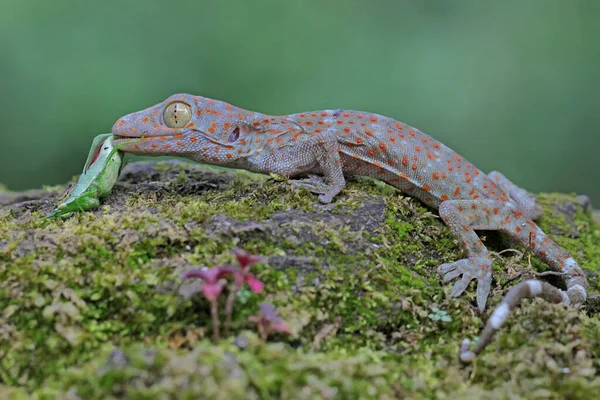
[1,0,599,202]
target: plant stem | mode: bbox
[224,283,241,335]
[210,300,220,341]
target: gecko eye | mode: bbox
[163,102,192,128]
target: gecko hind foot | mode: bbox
[438,255,493,312]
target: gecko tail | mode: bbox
[459,279,569,362]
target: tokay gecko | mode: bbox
[111,93,588,361]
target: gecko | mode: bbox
[111,93,588,360]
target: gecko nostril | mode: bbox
[227,126,240,143]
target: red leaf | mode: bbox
[246,275,264,293]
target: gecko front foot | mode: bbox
[438,255,493,312]
[290,175,343,204]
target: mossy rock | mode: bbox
[1,160,599,399]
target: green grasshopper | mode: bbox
[46,133,141,218]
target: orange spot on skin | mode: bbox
[402,155,409,166]
[472,204,477,210]
[454,187,461,197]
[162,144,171,149]
[411,164,417,171]
[414,145,421,152]
[185,122,196,128]
[441,194,449,201]
[223,122,231,130]
[365,129,374,136]
[493,208,500,215]
[379,142,387,151]
[356,137,364,144]
[423,184,431,192]
[357,114,363,119]
[337,120,343,125]
[409,129,416,137]
[372,161,382,168]
[387,159,394,166]
[173,133,183,139]
[321,111,328,117]
[464,172,472,183]
[367,148,376,156]
[225,103,234,110]
[515,226,521,233]
[458,205,464,212]
[141,117,150,124]
[208,121,218,134]
[226,153,233,159]
[394,122,404,130]
[207,109,224,116]
[303,120,313,126]
[116,119,125,127]
[133,144,140,150]
[151,143,158,149]
[432,172,440,180]
[177,141,185,147]
[196,109,202,117]
[369,115,378,123]
[189,136,198,142]
[152,125,162,130]
[214,146,221,152]
[343,127,351,134]
[514,211,523,218]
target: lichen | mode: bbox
[0,160,599,398]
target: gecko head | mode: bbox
[111,93,246,158]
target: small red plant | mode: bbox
[223,248,265,333]
[181,248,266,341]
[249,302,292,341]
[181,266,230,341]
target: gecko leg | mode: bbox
[488,171,542,220]
[290,140,346,204]
[437,199,587,312]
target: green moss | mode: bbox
[1,161,599,398]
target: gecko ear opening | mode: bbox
[227,126,241,143]
[163,102,192,128]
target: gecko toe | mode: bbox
[442,268,462,283]
[450,275,472,297]
[476,272,492,312]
